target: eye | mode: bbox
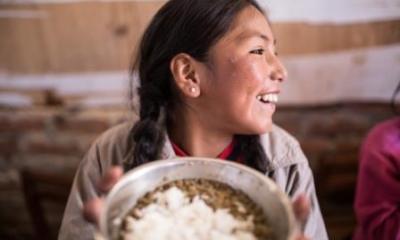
[249,48,265,55]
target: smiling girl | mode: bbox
[59,1,328,239]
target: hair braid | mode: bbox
[124,95,167,171]
[237,135,269,173]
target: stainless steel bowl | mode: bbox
[100,157,297,240]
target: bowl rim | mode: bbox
[100,157,297,239]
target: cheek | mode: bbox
[209,56,266,107]
[230,57,265,84]
[216,61,265,121]
[228,58,265,98]
[242,59,265,83]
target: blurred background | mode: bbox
[0,0,399,239]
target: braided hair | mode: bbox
[125,0,269,173]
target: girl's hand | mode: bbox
[83,166,123,225]
[292,194,311,240]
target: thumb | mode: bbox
[83,197,104,226]
[293,194,310,229]
[97,166,123,194]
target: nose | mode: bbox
[269,56,288,82]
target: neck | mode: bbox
[167,108,233,158]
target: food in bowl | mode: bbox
[100,158,296,240]
[119,179,273,240]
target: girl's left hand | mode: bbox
[292,194,311,240]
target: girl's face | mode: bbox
[195,5,287,135]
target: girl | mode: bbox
[353,81,400,239]
[59,0,328,239]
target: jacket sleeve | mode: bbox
[354,135,400,239]
[58,123,131,240]
[291,161,329,240]
[272,143,329,240]
[58,142,103,240]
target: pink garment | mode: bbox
[354,117,400,240]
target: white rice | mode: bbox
[122,186,257,240]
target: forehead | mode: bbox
[220,5,274,45]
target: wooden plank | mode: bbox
[4,0,400,25]
[0,2,399,73]
[0,1,165,73]
[0,88,51,105]
[0,1,399,73]
[274,20,400,55]
[0,5,49,73]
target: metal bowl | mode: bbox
[100,157,297,240]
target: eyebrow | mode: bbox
[236,30,277,45]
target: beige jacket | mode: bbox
[58,122,328,240]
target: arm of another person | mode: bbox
[354,140,400,240]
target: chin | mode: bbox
[257,124,272,134]
[239,121,273,135]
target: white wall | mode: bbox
[280,44,400,104]
[260,0,400,23]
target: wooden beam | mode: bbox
[0,1,399,73]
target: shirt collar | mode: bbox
[170,139,235,160]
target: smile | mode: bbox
[256,93,278,104]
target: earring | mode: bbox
[189,87,196,93]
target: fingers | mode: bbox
[84,166,123,226]
[97,166,123,194]
[293,194,310,223]
[83,197,104,225]
[294,235,309,240]
[292,193,311,234]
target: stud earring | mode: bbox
[190,87,196,93]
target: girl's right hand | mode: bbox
[83,166,123,225]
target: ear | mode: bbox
[170,53,201,98]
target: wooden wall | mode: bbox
[0,0,399,106]
[0,1,399,239]
[1,1,399,73]
[0,1,165,73]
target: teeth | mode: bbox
[257,93,278,103]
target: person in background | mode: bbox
[354,80,400,240]
[58,0,328,239]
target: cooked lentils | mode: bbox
[121,179,274,240]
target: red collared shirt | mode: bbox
[171,139,242,162]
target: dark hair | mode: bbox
[391,80,400,114]
[125,0,269,173]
